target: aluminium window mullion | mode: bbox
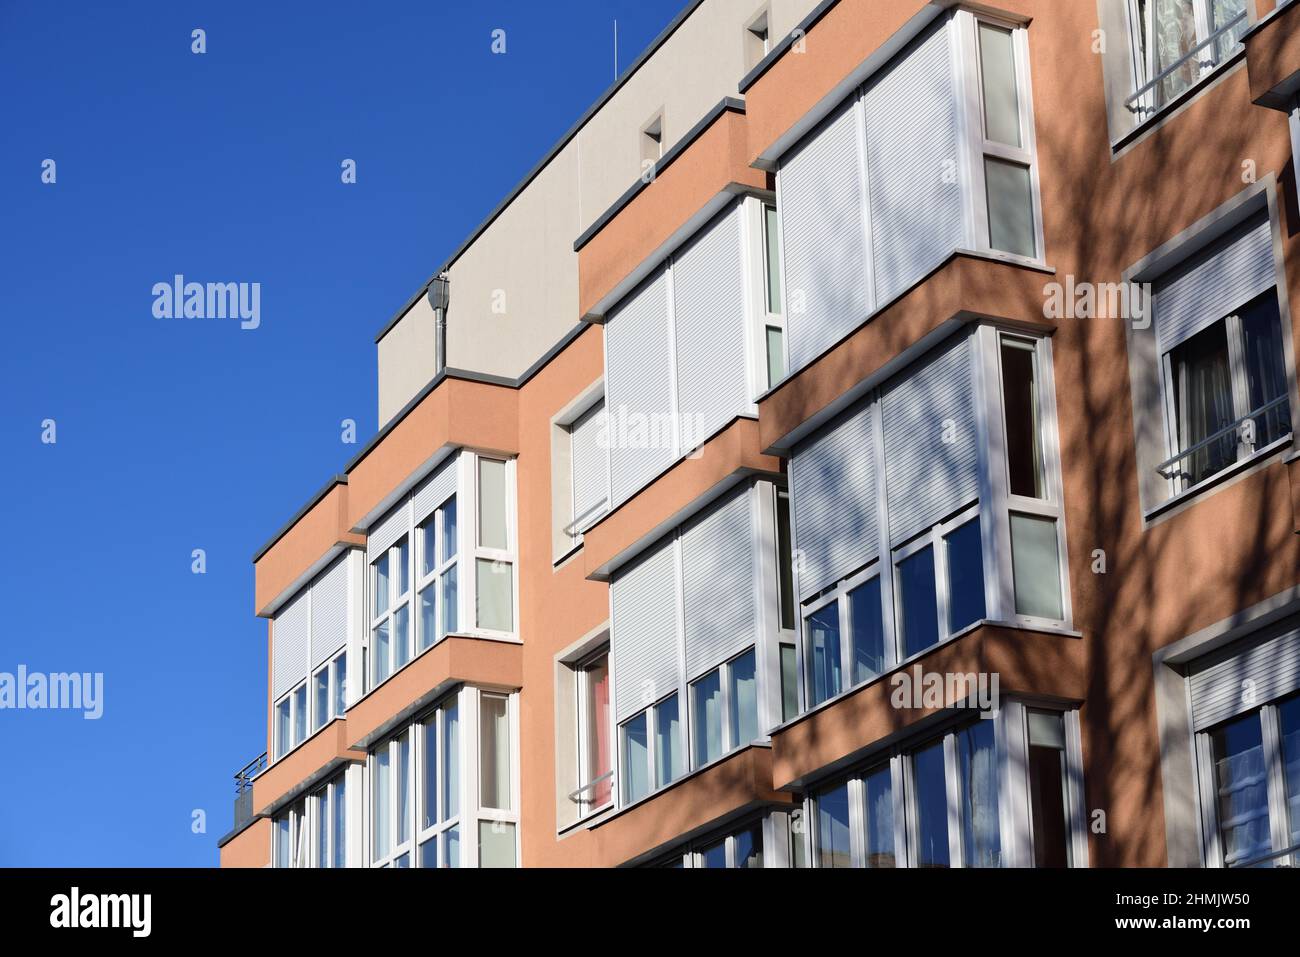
[933,523,953,644]
[944,731,964,867]
[1260,704,1291,866]
[889,754,908,868]
[848,774,867,868]
[974,324,1012,623]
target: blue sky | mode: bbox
[0,0,686,866]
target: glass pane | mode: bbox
[373,554,389,617]
[699,839,728,869]
[913,741,950,867]
[443,700,460,820]
[1027,710,1071,867]
[1211,712,1271,866]
[978,23,1021,147]
[422,714,439,829]
[1240,293,1291,450]
[764,204,782,312]
[477,459,509,550]
[1170,321,1236,487]
[1210,0,1248,63]
[1000,341,1044,498]
[790,808,808,869]
[945,520,986,634]
[1010,514,1063,620]
[421,517,437,578]
[898,547,939,658]
[735,824,763,868]
[655,695,684,787]
[419,837,437,868]
[622,713,650,803]
[1277,697,1300,860]
[419,585,436,652]
[476,559,514,632]
[276,814,291,868]
[779,643,799,723]
[776,494,795,630]
[582,655,613,808]
[313,669,329,732]
[442,498,458,560]
[333,778,347,868]
[315,791,328,868]
[372,748,391,862]
[276,698,290,758]
[849,577,885,683]
[984,158,1035,258]
[293,684,307,745]
[864,765,896,868]
[396,733,411,845]
[691,670,723,767]
[1144,0,1201,106]
[333,653,346,717]
[373,620,390,685]
[445,826,461,868]
[806,603,842,707]
[480,694,512,810]
[441,563,459,637]
[393,853,410,869]
[957,722,1001,867]
[395,537,409,597]
[766,326,785,389]
[478,821,517,868]
[728,650,759,749]
[817,782,851,868]
[393,603,410,669]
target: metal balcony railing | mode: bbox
[1155,395,1289,484]
[567,770,614,812]
[232,752,268,831]
[1125,11,1247,117]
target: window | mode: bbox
[955,721,1001,867]
[802,565,887,709]
[274,679,309,759]
[1125,0,1247,116]
[474,457,515,634]
[893,508,985,659]
[968,18,1039,259]
[911,741,950,867]
[273,798,308,868]
[370,535,411,687]
[310,650,347,732]
[620,693,682,804]
[640,113,664,167]
[370,687,518,869]
[417,495,458,651]
[1026,709,1072,867]
[812,764,895,869]
[689,649,759,768]
[1161,293,1291,493]
[575,649,612,814]
[653,818,771,868]
[564,398,609,549]
[761,203,786,389]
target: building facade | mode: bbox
[218,0,1300,869]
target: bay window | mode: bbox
[689,649,759,767]
[474,457,515,635]
[620,693,683,804]
[368,686,518,868]
[310,650,346,733]
[370,535,410,687]
[274,770,346,868]
[417,495,458,652]
[274,679,308,759]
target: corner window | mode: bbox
[280,772,348,870]
[417,495,458,651]
[311,650,347,732]
[761,203,787,389]
[274,679,309,759]
[689,649,759,767]
[474,457,515,634]
[1125,0,1247,117]
[620,693,682,804]
[418,697,460,868]
[893,507,985,660]
[802,565,887,709]
[370,536,411,686]
[1026,709,1073,867]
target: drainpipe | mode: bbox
[427,274,450,375]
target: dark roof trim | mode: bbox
[573,96,746,252]
[375,0,711,345]
[216,812,267,850]
[737,0,842,94]
[252,475,349,563]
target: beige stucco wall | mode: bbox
[377,293,438,425]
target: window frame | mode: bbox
[273,797,309,868]
[368,533,412,689]
[688,647,760,769]
[273,678,310,760]
[415,492,459,653]
[653,813,774,868]
[618,691,683,805]
[307,772,347,869]
[309,650,347,733]
[1123,0,1248,119]
[470,454,518,638]
[574,646,614,817]
[743,195,790,400]
[890,502,986,659]
[565,395,610,548]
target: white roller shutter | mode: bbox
[673,202,750,450]
[789,399,879,600]
[1155,211,1275,354]
[779,96,870,374]
[413,455,458,525]
[271,590,310,700]
[1189,619,1300,732]
[310,555,349,669]
[882,334,979,545]
[605,267,677,506]
[367,499,409,563]
[864,20,964,305]
[571,399,608,535]
[610,540,680,723]
[681,487,757,679]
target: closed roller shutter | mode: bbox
[779,97,870,374]
[681,487,757,679]
[882,334,979,545]
[605,267,677,506]
[1189,619,1300,731]
[864,20,964,305]
[310,555,349,669]
[367,499,409,563]
[413,455,458,524]
[673,202,750,450]
[571,399,608,535]
[1155,211,1275,354]
[272,590,310,700]
[610,540,680,723]
[790,399,879,600]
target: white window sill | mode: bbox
[1111,52,1246,155]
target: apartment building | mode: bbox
[218,0,1300,869]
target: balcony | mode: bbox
[232,751,267,833]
